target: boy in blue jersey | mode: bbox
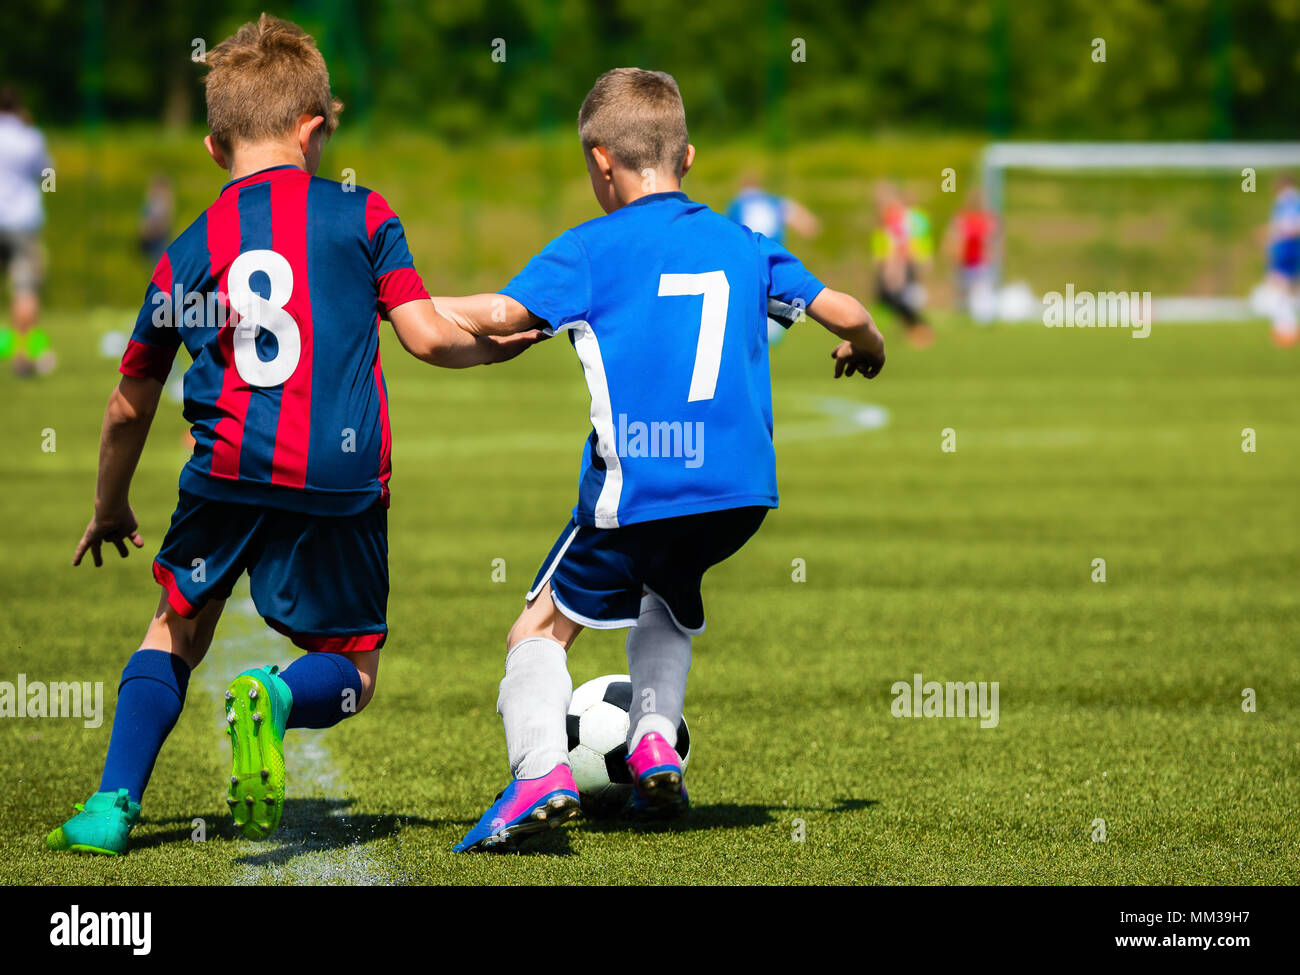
[727,173,821,346]
[436,68,885,852]
[1264,173,1300,347]
[46,15,538,856]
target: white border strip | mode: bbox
[525,525,580,603]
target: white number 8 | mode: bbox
[228,248,301,388]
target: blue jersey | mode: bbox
[501,191,825,529]
[726,188,788,245]
[1270,187,1300,239]
[119,164,428,516]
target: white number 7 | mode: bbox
[658,271,729,403]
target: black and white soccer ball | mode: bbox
[566,673,691,816]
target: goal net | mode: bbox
[980,142,1300,322]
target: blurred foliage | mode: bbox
[2,0,1297,139]
[37,129,1286,311]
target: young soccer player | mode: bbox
[726,173,820,248]
[1263,174,1300,347]
[47,14,536,856]
[726,173,821,346]
[872,181,934,348]
[0,85,54,376]
[432,68,885,852]
[944,188,999,324]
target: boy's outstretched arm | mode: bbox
[807,288,886,380]
[73,375,162,566]
[430,294,544,337]
[388,298,545,367]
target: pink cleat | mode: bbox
[454,763,582,852]
[624,732,689,818]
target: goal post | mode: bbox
[980,142,1300,322]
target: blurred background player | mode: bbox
[726,173,820,345]
[0,85,54,376]
[944,187,999,324]
[726,172,820,245]
[872,181,934,347]
[1263,173,1300,347]
[137,173,174,267]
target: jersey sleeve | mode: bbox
[498,230,591,332]
[756,232,825,311]
[366,191,430,319]
[119,253,182,384]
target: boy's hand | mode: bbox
[832,340,885,379]
[74,377,161,567]
[483,329,549,364]
[807,289,885,379]
[73,506,145,567]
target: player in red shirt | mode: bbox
[944,188,1000,324]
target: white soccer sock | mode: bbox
[497,637,572,780]
[625,592,692,751]
[1269,283,1298,334]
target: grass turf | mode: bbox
[0,309,1297,885]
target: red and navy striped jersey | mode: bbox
[120,164,428,515]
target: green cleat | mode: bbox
[224,665,293,841]
[46,788,141,856]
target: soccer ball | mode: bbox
[566,673,691,816]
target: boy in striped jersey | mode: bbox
[47,14,537,856]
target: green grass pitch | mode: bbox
[1,310,1297,885]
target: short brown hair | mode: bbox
[578,68,689,175]
[204,13,342,152]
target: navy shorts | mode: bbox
[527,506,768,634]
[153,490,388,652]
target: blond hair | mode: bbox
[578,68,688,175]
[204,13,342,152]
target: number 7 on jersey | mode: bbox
[658,270,729,403]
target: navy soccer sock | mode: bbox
[98,649,192,803]
[280,653,364,729]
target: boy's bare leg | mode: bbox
[139,593,225,669]
[345,649,380,712]
[506,582,584,651]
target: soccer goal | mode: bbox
[980,142,1300,321]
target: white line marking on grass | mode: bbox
[194,593,403,886]
[776,396,890,443]
[980,429,1094,448]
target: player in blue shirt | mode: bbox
[435,69,885,852]
[1265,174,1300,347]
[725,175,820,248]
[726,174,820,347]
